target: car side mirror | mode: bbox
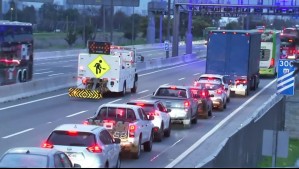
[114,138,121,144]
[149,116,154,120]
[209,94,214,97]
[74,164,81,168]
[167,108,172,113]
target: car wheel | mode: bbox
[155,123,163,142]
[116,155,121,168]
[144,132,153,152]
[131,137,141,159]
[164,121,171,137]
[131,80,137,93]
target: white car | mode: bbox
[197,74,231,102]
[84,103,154,159]
[42,124,121,168]
[127,99,172,142]
[194,81,227,111]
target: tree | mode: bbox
[225,21,242,30]
[65,27,77,47]
[19,6,36,24]
[192,16,212,38]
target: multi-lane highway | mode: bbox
[33,45,205,80]
[0,52,276,167]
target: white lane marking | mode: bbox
[2,128,34,139]
[0,61,204,111]
[48,73,65,77]
[138,90,149,94]
[34,71,54,75]
[193,73,201,76]
[165,79,276,168]
[47,122,52,124]
[36,68,50,71]
[139,60,203,77]
[137,94,152,99]
[178,78,185,81]
[0,93,68,111]
[108,99,122,104]
[66,110,88,118]
[63,65,73,68]
[151,137,185,162]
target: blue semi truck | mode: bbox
[206,30,261,96]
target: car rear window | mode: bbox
[156,88,187,98]
[198,77,222,84]
[0,154,48,168]
[198,83,222,90]
[96,107,137,122]
[47,131,96,147]
[127,103,155,114]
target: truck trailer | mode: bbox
[206,30,261,96]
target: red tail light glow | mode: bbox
[149,111,160,116]
[42,142,53,149]
[68,130,78,136]
[216,89,222,94]
[184,101,190,107]
[270,58,275,68]
[129,125,136,137]
[136,103,145,106]
[83,121,89,125]
[87,145,102,153]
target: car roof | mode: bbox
[127,99,159,104]
[3,147,59,156]
[101,103,141,109]
[199,74,223,79]
[53,124,103,133]
[159,84,189,90]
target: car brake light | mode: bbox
[129,125,136,138]
[87,145,102,153]
[184,101,190,107]
[68,131,78,136]
[83,120,89,125]
[42,142,53,149]
[136,103,145,106]
[149,111,160,116]
[170,86,176,89]
[201,91,206,97]
[216,89,222,94]
[270,58,275,68]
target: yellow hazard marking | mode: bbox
[88,55,110,78]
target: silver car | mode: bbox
[0,147,80,168]
[42,124,121,168]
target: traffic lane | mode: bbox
[175,79,277,168]
[0,78,275,168]
[0,60,206,141]
[120,79,276,168]
[0,60,206,156]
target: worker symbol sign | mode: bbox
[88,55,110,78]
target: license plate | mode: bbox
[67,153,84,160]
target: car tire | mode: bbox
[164,121,171,137]
[155,123,163,142]
[131,80,137,93]
[131,137,141,159]
[219,103,224,111]
[144,132,153,152]
[208,110,212,117]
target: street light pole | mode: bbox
[166,0,171,58]
[10,8,13,21]
[132,6,135,45]
[110,0,114,43]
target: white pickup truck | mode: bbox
[84,103,155,159]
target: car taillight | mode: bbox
[83,120,89,125]
[270,58,275,68]
[87,145,102,153]
[184,101,190,107]
[216,89,222,94]
[201,91,206,97]
[129,125,136,138]
[235,79,247,85]
[42,142,53,149]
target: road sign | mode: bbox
[164,41,169,51]
[88,55,110,78]
[277,59,295,95]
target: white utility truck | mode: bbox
[69,41,138,99]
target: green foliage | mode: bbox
[225,21,242,30]
[64,28,77,47]
[192,16,212,37]
[258,138,299,168]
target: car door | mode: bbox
[137,108,149,143]
[141,108,153,140]
[187,89,197,117]
[99,130,115,165]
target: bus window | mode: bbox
[260,49,270,61]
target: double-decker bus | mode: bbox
[0,21,33,85]
[259,30,281,77]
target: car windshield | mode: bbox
[47,131,96,147]
[0,154,48,168]
[198,83,222,90]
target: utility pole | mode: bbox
[166,0,171,58]
[103,5,106,41]
[131,6,135,45]
[110,0,114,43]
[159,0,163,43]
[185,0,193,55]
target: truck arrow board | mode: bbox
[88,55,110,78]
[277,59,295,96]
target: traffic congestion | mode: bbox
[0,22,297,168]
